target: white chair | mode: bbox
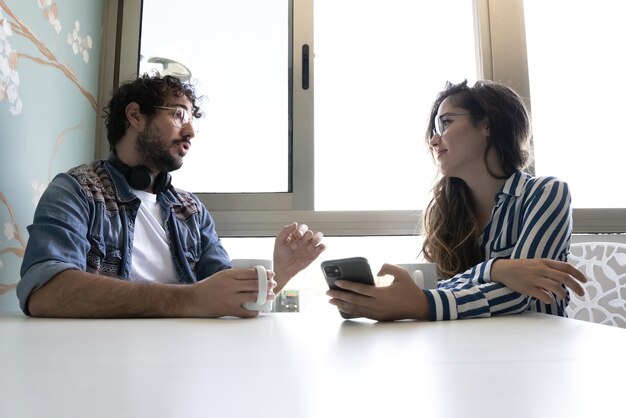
[567,241,626,328]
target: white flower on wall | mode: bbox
[1,9,11,35]
[3,222,15,240]
[30,180,46,207]
[67,21,92,64]
[38,0,62,33]
[0,10,22,115]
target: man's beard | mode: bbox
[135,124,183,173]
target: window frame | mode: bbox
[98,0,626,237]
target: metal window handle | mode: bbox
[302,44,309,90]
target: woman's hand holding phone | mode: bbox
[323,259,430,321]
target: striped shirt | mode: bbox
[422,171,573,320]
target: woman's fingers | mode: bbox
[541,260,587,296]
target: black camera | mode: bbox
[323,265,342,278]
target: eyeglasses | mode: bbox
[154,105,192,128]
[433,112,471,136]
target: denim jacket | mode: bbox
[18,160,231,314]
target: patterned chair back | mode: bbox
[567,242,626,328]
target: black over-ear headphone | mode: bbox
[107,151,171,193]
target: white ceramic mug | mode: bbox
[396,262,438,289]
[231,259,274,312]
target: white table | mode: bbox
[1,309,625,418]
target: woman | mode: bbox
[327,80,586,321]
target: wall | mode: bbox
[0,0,103,312]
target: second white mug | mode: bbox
[396,262,438,289]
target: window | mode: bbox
[314,0,476,210]
[138,0,477,210]
[524,0,626,209]
[106,0,626,236]
[139,0,289,193]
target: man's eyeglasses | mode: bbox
[154,105,192,128]
[433,113,471,136]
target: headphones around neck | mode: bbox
[107,151,171,194]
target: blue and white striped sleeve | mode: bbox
[422,260,530,320]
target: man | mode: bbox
[17,73,325,318]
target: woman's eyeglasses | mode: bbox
[154,105,192,128]
[433,112,471,136]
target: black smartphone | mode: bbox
[321,257,375,319]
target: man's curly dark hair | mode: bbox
[103,73,203,149]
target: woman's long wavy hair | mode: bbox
[421,80,532,279]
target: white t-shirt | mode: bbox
[130,190,178,284]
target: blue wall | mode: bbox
[0,0,103,312]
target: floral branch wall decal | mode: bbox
[39,0,62,33]
[0,192,26,253]
[0,0,101,295]
[0,7,22,114]
[0,191,26,292]
[0,0,96,111]
[68,20,92,63]
[48,121,84,181]
[0,283,16,295]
